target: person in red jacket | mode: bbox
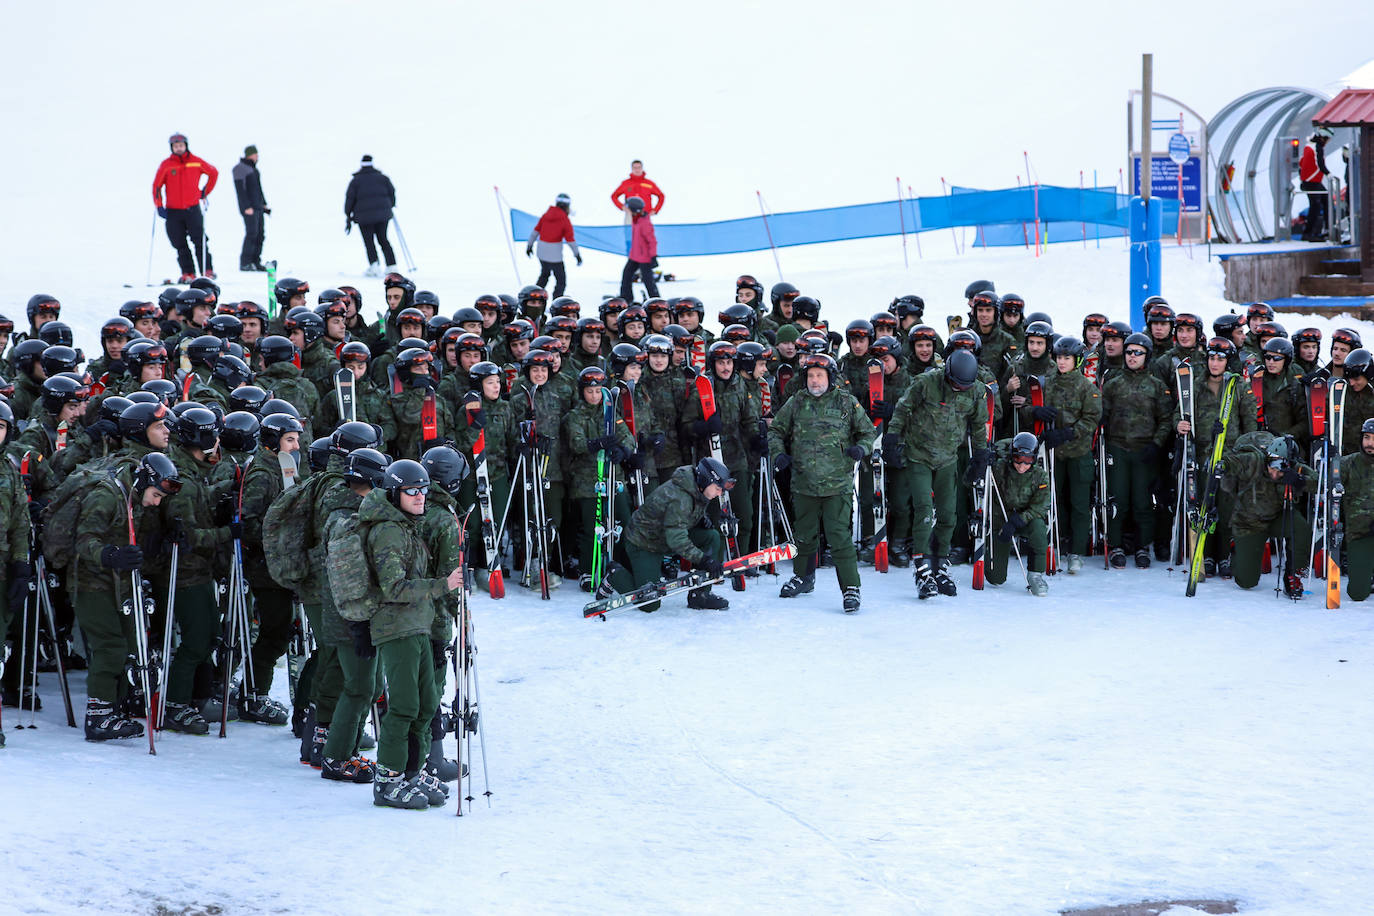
[619,197,658,301]
[152,132,219,281]
[525,193,582,297]
[1299,127,1332,242]
[611,160,665,215]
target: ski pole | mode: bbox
[146,210,158,287]
[16,591,30,728]
[988,472,1028,584]
[157,543,178,730]
[36,560,75,727]
[199,199,209,277]
[27,599,40,727]
[392,214,417,271]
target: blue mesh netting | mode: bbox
[510,186,1181,256]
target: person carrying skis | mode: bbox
[606,458,731,611]
[344,155,397,277]
[769,353,872,611]
[232,145,269,272]
[1001,320,1055,436]
[564,368,637,591]
[526,193,582,298]
[1042,335,1104,573]
[1246,337,1308,441]
[618,197,658,301]
[358,459,467,810]
[453,362,517,592]
[256,335,320,444]
[152,133,218,282]
[318,341,389,433]
[986,432,1051,595]
[1101,333,1170,569]
[1222,433,1313,596]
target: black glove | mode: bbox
[964,447,994,484]
[344,219,352,235]
[87,418,120,442]
[773,453,792,473]
[692,413,723,438]
[228,518,244,540]
[100,544,144,571]
[411,373,435,390]
[213,493,235,527]
[871,399,894,421]
[1043,428,1075,449]
[7,561,33,613]
[27,499,46,530]
[845,445,865,461]
[348,620,376,659]
[625,450,646,469]
[1211,420,1225,438]
[431,639,447,669]
[751,433,768,455]
[588,435,614,454]
[882,432,901,455]
[467,407,487,428]
[525,245,534,258]
[701,557,725,578]
[647,432,666,453]
[168,518,191,552]
[262,207,271,215]
[1031,405,1059,423]
[1140,443,1160,463]
[156,206,168,219]
[996,513,1026,542]
[1279,467,1305,488]
[575,254,583,266]
[608,445,629,464]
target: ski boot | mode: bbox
[1109,548,1126,568]
[947,546,970,565]
[322,756,375,784]
[364,262,381,278]
[1153,541,1170,562]
[310,724,329,768]
[890,540,912,568]
[1219,557,1233,579]
[163,702,210,736]
[687,587,730,610]
[1,686,41,712]
[373,767,428,810]
[1203,558,1217,578]
[842,586,861,613]
[779,574,814,598]
[83,699,144,742]
[857,538,875,565]
[406,769,448,807]
[1066,554,1083,575]
[934,557,958,596]
[1135,549,1151,569]
[428,737,462,782]
[914,556,940,600]
[1027,571,1049,597]
[239,694,289,726]
[1283,570,1305,600]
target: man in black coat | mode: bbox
[233,145,269,271]
[344,155,397,276]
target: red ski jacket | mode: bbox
[611,174,665,214]
[533,205,576,243]
[629,214,657,262]
[153,152,219,209]
[1299,143,1328,185]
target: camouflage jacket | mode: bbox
[316,371,391,439]
[888,370,987,470]
[511,380,567,484]
[973,324,1018,375]
[453,393,518,482]
[256,361,320,443]
[626,464,713,563]
[359,487,451,646]
[990,444,1051,525]
[72,464,167,600]
[0,455,32,565]
[318,483,366,649]
[1338,381,1374,455]
[1339,450,1374,538]
[1000,352,1054,436]
[1247,371,1307,441]
[385,381,455,462]
[299,339,340,402]
[641,367,688,473]
[563,396,636,499]
[680,371,761,471]
[164,444,231,585]
[1042,367,1103,459]
[1178,373,1256,460]
[1100,365,1168,452]
[241,445,310,589]
[418,486,465,644]
[1223,436,1315,535]
[769,384,871,498]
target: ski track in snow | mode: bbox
[4,242,1374,914]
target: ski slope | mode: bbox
[1,237,1372,914]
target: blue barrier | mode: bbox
[509,185,1182,257]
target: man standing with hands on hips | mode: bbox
[152,132,218,282]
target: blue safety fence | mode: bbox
[509,185,1182,257]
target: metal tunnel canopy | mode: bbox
[1208,87,1355,243]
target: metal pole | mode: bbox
[493,186,522,286]
[755,191,783,280]
[896,177,909,268]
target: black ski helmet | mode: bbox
[770,282,799,309]
[260,398,302,423]
[625,196,645,214]
[1024,321,1054,343]
[1332,328,1363,352]
[382,458,431,508]
[257,335,297,367]
[963,280,995,300]
[339,341,371,367]
[186,334,226,368]
[1361,418,1374,436]
[228,385,270,414]
[260,412,304,452]
[212,354,253,390]
[13,339,47,375]
[719,303,757,334]
[999,293,1026,317]
[468,360,503,390]
[694,456,735,492]
[1246,301,1275,324]
[173,406,220,451]
[26,293,61,324]
[119,401,171,446]
[1341,348,1372,378]
[798,352,838,390]
[1124,332,1154,357]
[282,310,325,347]
[421,445,470,495]
[791,296,821,323]
[102,316,136,341]
[845,319,875,344]
[37,321,75,348]
[141,379,178,406]
[40,375,86,415]
[577,366,608,395]
[945,329,982,356]
[734,341,767,374]
[345,447,391,488]
[135,451,182,496]
[1262,336,1294,367]
[126,391,161,406]
[97,396,133,428]
[944,349,980,391]
[307,437,333,472]
[39,345,80,378]
[207,314,244,342]
[1052,335,1085,363]
[175,288,214,319]
[167,132,189,152]
[1213,313,1243,338]
[274,278,311,309]
[609,343,647,377]
[890,295,925,321]
[642,334,674,357]
[331,420,383,455]
[220,411,262,452]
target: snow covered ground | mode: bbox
[2,238,1373,916]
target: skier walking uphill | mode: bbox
[344,156,397,277]
[232,145,269,271]
[986,432,1052,595]
[1338,420,1374,601]
[885,350,987,599]
[769,353,872,611]
[152,133,218,282]
[525,194,582,298]
[1223,434,1313,596]
[357,460,466,811]
[1101,334,1170,569]
[618,197,658,301]
[1041,336,1103,572]
[71,454,179,742]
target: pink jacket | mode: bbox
[630,214,656,262]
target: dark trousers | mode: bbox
[359,221,396,267]
[249,586,294,693]
[537,260,567,298]
[240,211,265,266]
[620,260,659,300]
[165,206,212,277]
[1301,181,1328,240]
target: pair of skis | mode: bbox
[589,387,624,594]
[447,506,490,815]
[462,391,505,599]
[1185,376,1238,596]
[1309,377,1346,609]
[695,374,745,590]
[1028,376,1059,573]
[969,384,996,590]
[519,386,556,600]
[583,543,798,618]
[867,360,889,572]
[1171,365,1197,567]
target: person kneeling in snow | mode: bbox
[984,432,1051,596]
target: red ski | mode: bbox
[464,392,504,599]
[867,359,888,572]
[1028,374,1057,573]
[695,373,745,590]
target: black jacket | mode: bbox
[344,166,396,225]
[232,158,267,211]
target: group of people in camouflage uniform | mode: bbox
[3,272,1372,805]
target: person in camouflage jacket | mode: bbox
[563,371,636,583]
[986,434,1051,592]
[0,403,34,714]
[1222,432,1314,592]
[384,349,453,461]
[1000,321,1054,438]
[769,355,873,605]
[1041,337,1103,568]
[681,344,762,557]
[452,363,516,589]
[1101,336,1169,565]
[640,337,687,489]
[316,342,391,436]
[1338,421,1374,601]
[257,339,320,444]
[1334,350,1374,454]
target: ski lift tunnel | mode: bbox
[1208,87,1356,242]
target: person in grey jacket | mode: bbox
[232,145,269,271]
[525,193,582,298]
[344,155,397,277]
